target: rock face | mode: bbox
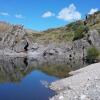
[0,23,33,54]
[0,11,100,61]
[41,29,100,60]
[87,30,100,48]
[0,22,99,61]
[86,11,100,26]
[14,39,28,52]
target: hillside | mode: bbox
[0,11,99,63]
[0,11,100,44]
[31,11,100,43]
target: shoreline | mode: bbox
[50,63,100,100]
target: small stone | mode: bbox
[95,76,99,80]
[59,95,64,99]
[74,96,78,99]
[80,94,87,100]
[88,77,91,81]
[63,91,67,94]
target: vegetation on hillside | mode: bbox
[31,21,87,43]
[67,21,89,41]
[86,47,100,63]
[31,11,100,43]
[0,11,99,44]
[0,22,10,32]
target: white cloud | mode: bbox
[15,14,24,19]
[0,12,9,16]
[42,11,55,18]
[88,8,98,15]
[57,4,81,21]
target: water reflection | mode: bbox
[0,56,87,100]
[0,57,87,82]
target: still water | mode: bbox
[0,57,86,100]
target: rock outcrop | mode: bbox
[41,29,100,61]
[0,23,33,56]
[0,11,100,62]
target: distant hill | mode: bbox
[31,11,100,43]
[0,11,99,44]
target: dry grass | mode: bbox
[0,22,10,32]
[31,28,74,44]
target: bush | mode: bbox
[73,25,89,41]
[67,21,84,31]
[86,47,100,63]
[73,25,86,40]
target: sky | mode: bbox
[0,0,99,31]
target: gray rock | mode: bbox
[14,39,28,52]
[0,22,100,62]
[87,30,100,48]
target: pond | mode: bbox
[0,57,86,100]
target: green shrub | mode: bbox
[86,47,100,63]
[61,32,74,41]
[73,25,89,41]
[67,21,84,31]
[73,25,85,40]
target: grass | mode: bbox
[0,11,99,44]
[89,23,100,30]
[0,22,10,32]
[31,28,74,43]
[31,11,100,43]
[38,64,71,78]
[31,20,89,43]
[86,47,100,63]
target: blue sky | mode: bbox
[0,0,99,31]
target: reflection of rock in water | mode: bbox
[0,57,33,83]
[23,57,28,66]
[0,57,30,82]
[0,57,87,83]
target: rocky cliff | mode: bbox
[0,11,100,62]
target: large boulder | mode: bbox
[87,30,100,48]
[0,24,33,53]
[14,39,28,52]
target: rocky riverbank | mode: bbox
[50,63,100,100]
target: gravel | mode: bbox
[50,63,100,100]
